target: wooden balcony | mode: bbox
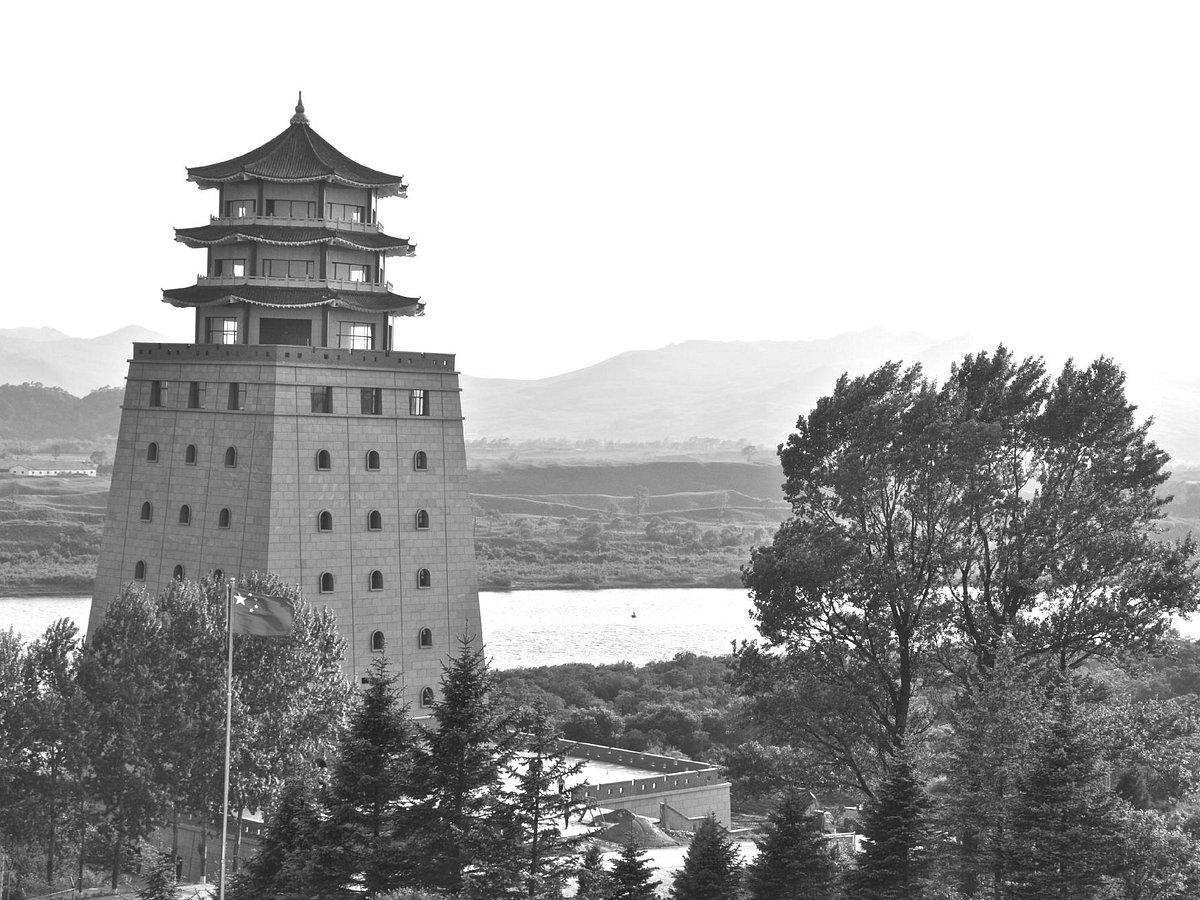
[196,274,393,293]
[208,214,383,233]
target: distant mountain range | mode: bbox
[0,326,171,395]
[2,327,1196,464]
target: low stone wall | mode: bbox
[560,740,732,828]
[149,815,262,884]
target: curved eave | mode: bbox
[174,225,415,256]
[185,122,407,196]
[187,173,408,198]
[162,284,423,316]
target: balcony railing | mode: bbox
[197,274,394,293]
[208,214,383,233]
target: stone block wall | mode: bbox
[89,343,481,708]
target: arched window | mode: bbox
[173,565,185,580]
[369,570,384,591]
[218,508,231,528]
[419,628,433,649]
[316,449,332,471]
[134,560,146,581]
[417,568,431,589]
[420,687,435,708]
[367,510,383,531]
[413,450,428,471]
[415,509,430,530]
[178,504,191,525]
[319,572,334,593]
[213,568,224,582]
[185,444,197,465]
[366,450,381,471]
[318,511,333,532]
[140,501,153,522]
[224,447,237,467]
[370,631,385,653]
[146,442,159,462]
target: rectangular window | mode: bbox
[409,389,428,416]
[227,382,246,411]
[360,388,383,415]
[149,381,167,407]
[206,317,239,344]
[224,199,256,218]
[187,381,205,409]
[326,202,365,223]
[330,262,370,283]
[212,259,246,277]
[311,386,334,414]
[264,199,316,219]
[338,321,374,350]
[262,258,315,278]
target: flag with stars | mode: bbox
[230,589,295,637]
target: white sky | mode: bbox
[2,2,1197,379]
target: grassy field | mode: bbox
[3,461,1196,597]
[0,474,107,595]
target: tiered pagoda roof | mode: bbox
[162,283,422,314]
[165,95,421,316]
[174,223,415,255]
[186,98,407,196]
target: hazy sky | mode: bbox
[2,2,1196,379]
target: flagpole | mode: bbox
[219,578,234,900]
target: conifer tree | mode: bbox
[136,843,180,900]
[1008,677,1128,900]
[939,640,1038,897]
[849,749,934,900]
[576,843,613,900]
[226,777,321,900]
[319,656,422,898]
[608,838,658,900]
[412,634,520,893]
[669,814,740,900]
[744,790,838,900]
[509,702,588,899]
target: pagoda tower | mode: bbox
[88,96,482,700]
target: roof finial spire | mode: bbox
[291,92,309,125]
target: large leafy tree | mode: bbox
[76,585,174,888]
[743,790,839,900]
[21,618,87,885]
[740,361,952,785]
[669,814,741,900]
[740,349,1200,789]
[935,350,1198,670]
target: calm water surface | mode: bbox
[0,588,760,668]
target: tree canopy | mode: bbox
[739,348,1200,787]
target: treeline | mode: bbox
[0,383,122,441]
[476,515,771,589]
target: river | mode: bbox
[0,588,761,669]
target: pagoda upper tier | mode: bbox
[166,96,423,346]
[186,98,407,197]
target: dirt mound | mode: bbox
[594,808,678,848]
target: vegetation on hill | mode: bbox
[0,383,122,442]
